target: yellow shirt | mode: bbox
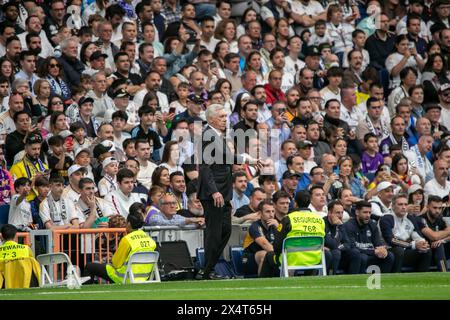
[10,158,48,201]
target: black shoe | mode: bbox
[195,270,206,280]
[204,271,228,280]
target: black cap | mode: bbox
[430,21,447,34]
[112,88,130,99]
[282,170,301,179]
[2,2,19,12]
[93,143,112,159]
[305,46,320,57]
[25,133,43,145]
[187,93,204,104]
[89,50,108,62]
[78,96,94,106]
[424,103,442,112]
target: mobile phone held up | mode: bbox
[333,165,340,176]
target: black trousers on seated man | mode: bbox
[325,248,362,274]
[390,247,432,273]
[201,200,232,277]
[360,252,395,273]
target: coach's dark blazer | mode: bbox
[197,125,244,202]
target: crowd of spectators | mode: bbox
[0,0,449,279]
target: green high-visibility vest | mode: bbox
[106,230,157,284]
[283,211,325,266]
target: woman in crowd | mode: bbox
[159,141,184,175]
[0,57,14,86]
[151,166,171,193]
[79,41,99,69]
[385,34,424,90]
[387,67,418,115]
[391,153,422,191]
[37,57,72,102]
[214,19,238,53]
[421,53,450,103]
[236,8,258,38]
[215,78,234,116]
[33,79,52,117]
[244,51,267,85]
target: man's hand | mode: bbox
[416,240,430,251]
[266,218,279,228]
[245,212,261,222]
[431,239,444,249]
[86,195,97,210]
[212,192,224,207]
[374,246,388,258]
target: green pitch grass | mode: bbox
[1,273,449,300]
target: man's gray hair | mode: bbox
[12,78,28,91]
[205,104,224,121]
[60,37,79,51]
[91,70,106,81]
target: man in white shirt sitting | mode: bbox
[74,177,113,228]
[104,168,142,218]
[40,176,80,229]
[424,159,450,199]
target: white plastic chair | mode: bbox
[122,251,161,284]
[37,252,90,288]
[280,236,327,277]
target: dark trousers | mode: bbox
[259,251,279,278]
[202,200,232,275]
[85,262,113,283]
[325,248,362,274]
[390,247,432,273]
[431,245,448,272]
[360,252,395,273]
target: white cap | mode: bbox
[59,130,73,139]
[74,148,90,158]
[102,157,118,169]
[68,164,87,176]
[101,140,116,153]
[408,184,424,196]
[377,181,394,193]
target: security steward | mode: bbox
[85,202,157,284]
[0,224,41,289]
[259,189,326,277]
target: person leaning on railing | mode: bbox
[84,202,157,284]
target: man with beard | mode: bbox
[284,88,300,123]
[343,50,365,89]
[133,70,169,113]
[25,32,43,68]
[304,46,325,90]
[250,85,271,123]
[297,68,315,98]
[178,180,205,218]
[2,2,25,34]
[293,97,313,126]
[10,133,49,201]
[5,36,22,73]
[344,200,394,273]
[323,99,354,144]
[270,47,294,93]
[17,15,53,59]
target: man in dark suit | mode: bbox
[196,104,257,280]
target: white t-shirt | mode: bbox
[136,160,158,189]
[385,52,421,89]
[75,197,113,224]
[39,195,80,226]
[104,189,142,218]
[424,179,450,199]
[98,175,118,198]
[8,195,32,230]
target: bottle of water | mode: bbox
[66,266,81,290]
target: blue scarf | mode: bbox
[47,76,71,101]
